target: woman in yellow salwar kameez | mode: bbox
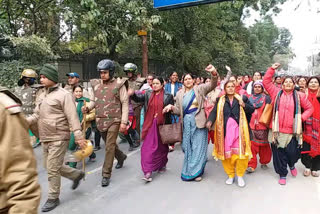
[207,80,254,187]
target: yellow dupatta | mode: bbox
[213,95,252,160]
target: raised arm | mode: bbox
[262,63,281,100]
[220,65,232,90]
[198,75,218,96]
[198,64,219,96]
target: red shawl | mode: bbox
[141,89,164,140]
[303,90,320,157]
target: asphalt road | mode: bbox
[33,137,320,214]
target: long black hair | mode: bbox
[73,84,83,92]
[307,76,320,87]
[153,76,164,85]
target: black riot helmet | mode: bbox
[97,59,115,78]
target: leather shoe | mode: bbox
[102,177,110,187]
[115,155,127,169]
[93,146,101,151]
[41,198,60,212]
[71,171,85,190]
[132,141,140,148]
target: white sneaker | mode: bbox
[237,176,246,187]
[225,177,234,185]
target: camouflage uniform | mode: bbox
[0,87,41,214]
[126,77,145,135]
[88,78,129,179]
[14,84,44,146]
[14,85,38,116]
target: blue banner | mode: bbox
[154,0,232,10]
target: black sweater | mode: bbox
[207,95,254,137]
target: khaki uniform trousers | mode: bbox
[42,141,81,199]
[100,123,127,178]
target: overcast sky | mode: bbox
[245,0,320,74]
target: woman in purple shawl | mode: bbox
[129,77,174,182]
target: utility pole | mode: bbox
[138,29,148,77]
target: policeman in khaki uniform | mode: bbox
[64,72,93,100]
[63,72,102,151]
[84,59,129,187]
[0,86,41,214]
[27,64,87,212]
[64,72,81,93]
[14,69,43,148]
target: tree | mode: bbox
[0,35,57,88]
[0,0,292,79]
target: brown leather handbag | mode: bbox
[158,120,182,144]
[259,103,273,126]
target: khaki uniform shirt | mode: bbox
[27,84,84,142]
[0,88,40,214]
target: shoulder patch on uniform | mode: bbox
[136,77,146,83]
[116,78,128,89]
[31,84,44,89]
[59,87,69,94]
[0,93,22,114]
[90,79,101,88]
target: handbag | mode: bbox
[259,103,273,126]
[158,117,182,144]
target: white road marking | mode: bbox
[86,148,141,175]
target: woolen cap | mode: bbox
[40,64,58,83]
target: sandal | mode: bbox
[195,177,202,182]
[303,169,311,177]
[142,172,152,182]
[311,171,319,177]
[246,167,255,173]
[158,167,166,174]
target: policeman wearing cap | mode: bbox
[64,72,94,106]
[27,64,87,212]
[64,72,81,93]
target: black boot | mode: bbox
[102,177,110,187]
[71,171,85,190]
[124,134,137,151]
[132,141,140,148]
[41,198,60,212]
[115,155,127,169]
[94,146,101,151]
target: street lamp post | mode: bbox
[138,29,148,77]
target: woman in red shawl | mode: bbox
[302,77,320,177]
[129,77,174,182]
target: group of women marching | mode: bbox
[130,62,320,187]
